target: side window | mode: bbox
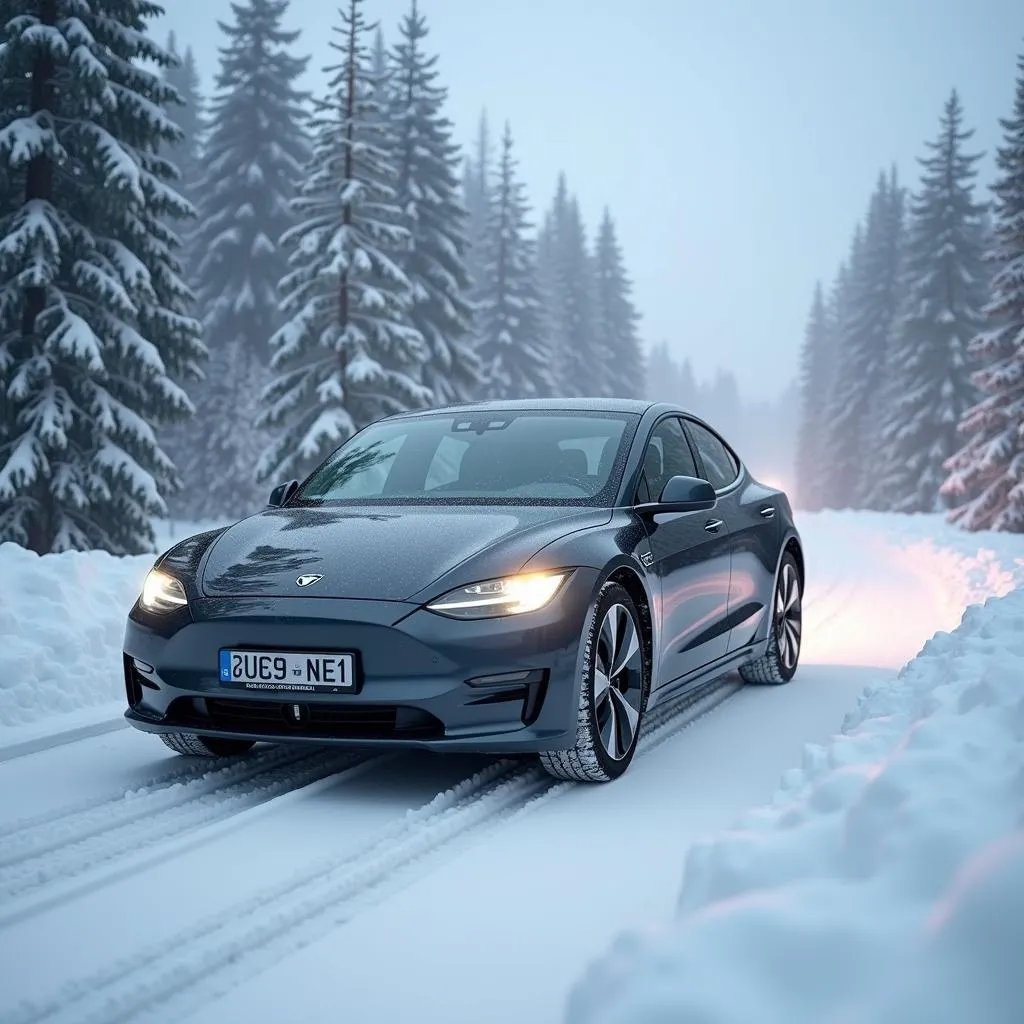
[639,417,699,501]
[685,421,739,490]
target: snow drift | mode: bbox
[0,543,152,729]
[566,585,1024,1024]
[0,520,222,732]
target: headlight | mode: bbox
[426,570,571,619]
[140,569,188,613]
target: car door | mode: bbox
[682,419,778,653]
[637,416,733,689]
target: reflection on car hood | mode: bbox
[200,504,601,601]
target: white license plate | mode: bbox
[218,650,356,693]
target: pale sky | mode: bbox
[158,0,1023,401]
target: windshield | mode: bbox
[292,411,638,506]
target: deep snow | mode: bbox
[0,510,1021,1024]
[567,577,1024,1023]
[0,519,222,737]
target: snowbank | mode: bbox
[566,585,1024,1024]
[0,520,224,734]
[0,543,152,729]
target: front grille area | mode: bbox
[165,696,444,741]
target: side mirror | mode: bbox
[636,474,716,515]
[267,479,299,508]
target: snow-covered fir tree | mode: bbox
[644,342,697,407]
[823,172,905,509]
[943,51,1024,532]
[192,0,309,363]
[536,176,567,390]
[475,122,553,399]
[157,33,206,521]
[168,0,311,519]
[461,110,490,301]
[593,208,645,398]
[258,0,430,483]
[163,34,204,215]
[815,259,852,509]
[544,176,604,396]
[794,282,832,511]
[871,91,987,513]
[0,2,203,554]
[388,0,482,405]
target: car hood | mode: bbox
[199,505,610,602]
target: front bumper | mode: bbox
[122,568,600,754]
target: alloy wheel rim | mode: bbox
[592,603,644,760]
[775,563,802,671]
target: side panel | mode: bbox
[722,479,782,651]
[677,416,781,656]
[642,510,733,688]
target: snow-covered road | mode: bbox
[0,511,1020,1024]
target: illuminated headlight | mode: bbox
[426,571,572,619]
[140,569,188,613]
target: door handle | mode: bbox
[759,506,776,519]
[704,518,724,533]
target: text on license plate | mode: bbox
[218,650,356,692]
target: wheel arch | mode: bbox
[760,530,804,643]
[783,533,804,587]
[600,562,656,697]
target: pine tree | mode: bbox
[537,176,568,391]
[158,33,206,522]
[258,0,430,483]
[192,0,310,365]
[389,0,482,406]
[163,34,204,215]
[942,51,1024,531]
[871,92,988,513]
[0,2,204,554]
[644,342,698,407]
[461,110,490,300]
[794,282,832,511]
[862,165,908,511]
[823,173,905,509]
[815,260,852,508]
[169,0,312,519]
[593,208,645,398]
[476,122,553,399]
[544,178,603,396]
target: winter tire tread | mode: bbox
[538,581,649,783]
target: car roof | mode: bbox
[385,397,662,418]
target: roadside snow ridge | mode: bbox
[566,587,1024,1024]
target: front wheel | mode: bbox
[159,732,256,758]
[539,581,650,783]
[739,551,803,685]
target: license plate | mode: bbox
[218,650,357,693]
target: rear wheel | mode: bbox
[159,732,256,758]
[739,551,802,685]
[539,581,650,783]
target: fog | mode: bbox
[159,0,1021,402]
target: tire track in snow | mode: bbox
[0,740,324,844]
[6,678,740,1024]
[0,718,127,765]
[0,746,379,926]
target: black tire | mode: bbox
[538,581,650,783]
[739,551,803,685]
[159,732,256,757]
